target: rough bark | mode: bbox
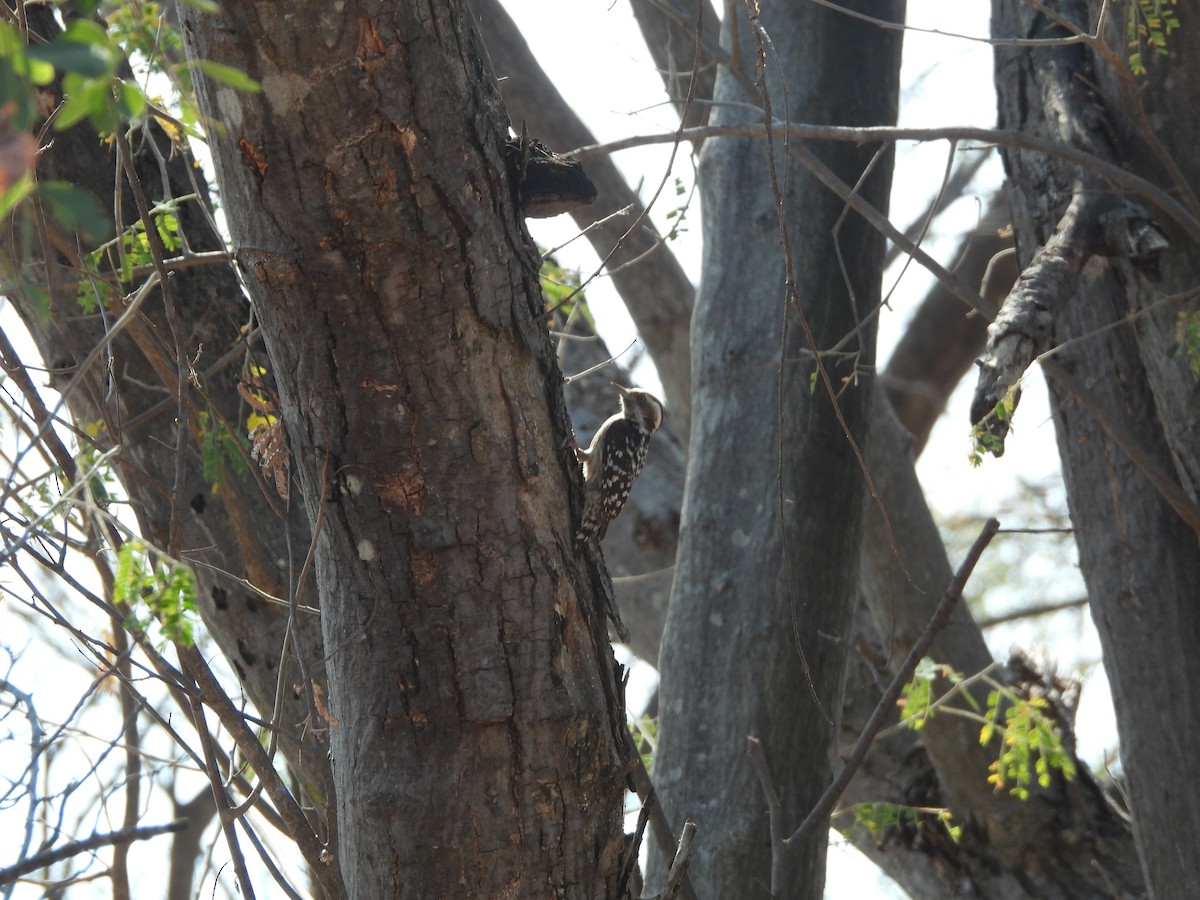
[649,1,903,896]
[177,2,629,897]
[994,1,1200,895]
[971,190,1166,449]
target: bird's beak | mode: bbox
[612,382,630,397]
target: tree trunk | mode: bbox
[993,2,1200,895]
[177,2,629,896]
[650,1,903,896]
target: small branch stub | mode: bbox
[505,135,598,218]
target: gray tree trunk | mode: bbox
[650,1,903,896]
[177,1,629,896]
[993,2,1200,895]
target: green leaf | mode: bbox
[113,542,142,605]
[27,57,54,86]
[37,181,112,244]
[27,31,115,79]
[192,59,261,93]
[54,73,111,130]
[0,172,33,218]
[115,79,146,120]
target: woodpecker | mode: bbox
[575,383,665,544]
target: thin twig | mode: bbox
[625,758,699,900]
[572,122,1200,245]
[978,596,1088,629]
[660,820,697,900]
[780,518,1001,849]
[190,696,257,900]
[0,820,187,885]
[177,645,346,899]
[746,736,784,895]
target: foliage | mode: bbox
[980,689,1078,800]
[113,540,199,646]
[899,658,1077,801]
[1126,0,1180,76]
[840,802,961,845]
[76,199,186,311]
[629,714,657,773]
[1175,309,1200,380]
[198,409,250,489]
[968,389,1017,467]
[540,252,592,324]
[664,175,692,242]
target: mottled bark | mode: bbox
[649,0,903,896]
[994,1,1200,894]
[177,2,629,897]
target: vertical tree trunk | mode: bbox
[178,2,628,896]
[651,1,903,896]
[993,3,1200,895]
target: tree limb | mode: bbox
[0,821,188,885]
[780,518,1000,850]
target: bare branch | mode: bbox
[780,518,1001,849]
[0,820,187,886]
[573,122,1200,244]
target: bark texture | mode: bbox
[649,1,903,896]
[177,2,629,896]
[994,1,1200,895]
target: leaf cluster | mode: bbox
[840,801,961,845]
[1126,0,1180,76]
[899,657,1078,802]
[968,390,1017,467]
[114,540,199,646]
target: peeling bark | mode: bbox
[971,190,1167,451]
[976,2,1168,455]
